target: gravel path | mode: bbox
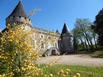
[36,54,103,66]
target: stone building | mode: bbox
[4,1,74,56]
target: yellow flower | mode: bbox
[66,68,71,72]
[73,75,77,77]
[60,69,64,73]
[49,74,53,77]
[74,73,80,77]
[62,74,66,77]
[64,71,69,75]
[9,39,13,42]
[44,74,48,77]
[0,75,2,77]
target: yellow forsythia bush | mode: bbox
[0,25,41,77]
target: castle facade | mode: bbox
[5,1,74,56]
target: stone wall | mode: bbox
[27,26,60,55]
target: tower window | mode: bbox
[13,16,15,18]
[10,17,13,20]
[19,16,21,18]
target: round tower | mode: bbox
[59,23,74,54]
[6,1,32,27]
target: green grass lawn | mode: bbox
[37,64,103,77]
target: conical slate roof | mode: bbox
[61,23,69,34]
[8,1,27,18]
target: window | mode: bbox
[25,17,27,19]
[19,16,21,18]
[40,34,44,38]
[13,16,15,18]
[48,36,51,39]
[41,43,45,49]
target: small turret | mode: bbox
[6,1,32,27]
[56,29,60,34]
[59,23,74,54]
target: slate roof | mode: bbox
[7,1,27,18]
[61,23,69,34]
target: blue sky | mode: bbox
[0,0,103,32]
